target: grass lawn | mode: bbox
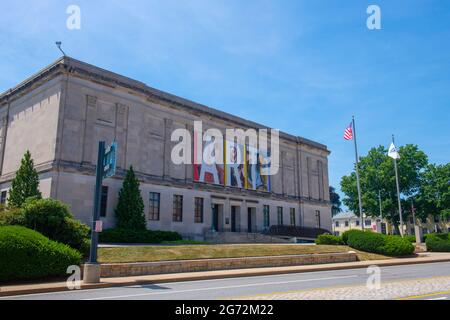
[97,244,390,263]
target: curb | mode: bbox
[1,256,450,297]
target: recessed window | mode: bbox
[315,210,321,228]
[277,207,283,225]
[263,205,270,228]
[345,221,349,227]
[173,195,183,222]
[194,197,204,223]
[149,192,160,221]
[0,190,7,205]
[290,208,296,226]
[335,221,339,227]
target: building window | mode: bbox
[173,195,183,222]
[355,220,360,226]
[409,216,414,224]
[290,208,296,226]
[277,207,283,225]
[315,210,321,228]
[335,221,339,227]
[194,197,204,223]
[0,190,7,205]
[365,219,372,226]
[100,186,108,217]
[345,221,349,227]
[434,215,440,223]
[263,205,270,228]
[149,192,160,220]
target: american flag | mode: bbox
[344,122,353,140]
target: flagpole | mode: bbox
[392,134,404,237]
[352,116,364,230]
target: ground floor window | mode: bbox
[173,195,183,222]
[0,190,7,204]
[315,210,321,228]
[194,197,204,223]
[263,205,270,228]
[277,207,283,225]
[149,192,160,220]
[290,208,296,226]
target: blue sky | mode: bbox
[1,1,449,202]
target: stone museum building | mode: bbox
[0,57,332,239]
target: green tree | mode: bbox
[329,186,342,216]
[114,166,146,230]
[7,150,42,208]
[340,144,428,231]
[415,163,450,221]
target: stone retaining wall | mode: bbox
[99,252,358,278]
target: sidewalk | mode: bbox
[1,252,450,297]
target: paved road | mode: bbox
[2,262,450,300]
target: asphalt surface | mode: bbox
[1,262,450,300]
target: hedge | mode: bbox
[425,233,450,252]
[99,228,182,244]
[342,229,363,245]
[0,226,81,281]
[315,234,343,245]
[1,198,90,256]
[346,230,414,256]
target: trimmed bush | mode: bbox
[0,226,81,281]
[346,230,414,256]
[380,236,415,256]
[426,233,450,252]
[315,234,343,245]
[342,229,363,245]
[0,207,25,226]
[21,198,90,255]
[99,228,182,244]
[403,235,417,243]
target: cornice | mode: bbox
[0,56,330,154]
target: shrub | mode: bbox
[346,230,414,256]
[315,234,343,245]
[342,229,363,245]
[380,236,415,256]
[403,235,417,243]
[0,226,81,281]
[426,233,450,252]
[99,228,182,244]
[0,207,25,226]
[115,166,146,230]
[21,198,90,254]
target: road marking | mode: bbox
[397,290,450,300]
[428,297,448,300]
[83,275,359,300]
[2,261,450,299]
[226,277,450,300]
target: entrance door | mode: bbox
[247,207,252,233]
[212,204,219,231]
[231,206,236,232]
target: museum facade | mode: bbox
[0,57,332,239]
